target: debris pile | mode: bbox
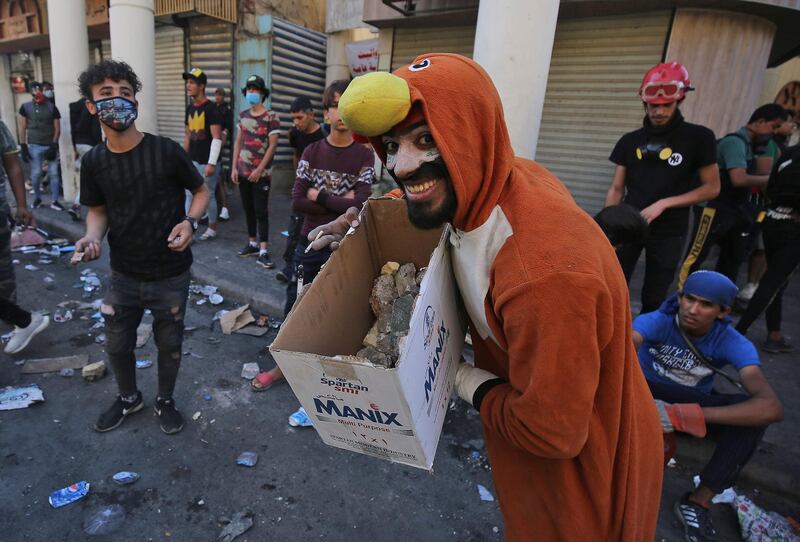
[355,262,426,368]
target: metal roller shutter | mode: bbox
[270,18,327,166]
[101,39,111,60]
[536,12,672,215]
[155,25,187,143]
[391,26,475,71]
[39,49,52,84]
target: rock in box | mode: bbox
[270,198,466,470]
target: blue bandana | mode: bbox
[682,270,738,308]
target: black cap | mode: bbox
[182,67,207,85]
[241,74,268,96]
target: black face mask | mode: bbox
[636,141,673,161]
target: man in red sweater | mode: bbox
[249,80,374,393]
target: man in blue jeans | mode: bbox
[18,81,63,210]
[632,270,783,542]
[183,67,222,240]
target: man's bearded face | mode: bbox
[382,123,457,229]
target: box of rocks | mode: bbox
[270,197,466,470]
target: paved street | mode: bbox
[0,196,797,540]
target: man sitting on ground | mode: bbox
[632,270,783,542]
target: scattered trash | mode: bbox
[60,245,77,253]
[192,411,201,421]
[136,359,153,369]
[477,484,495,502]
[12,259,19,264]
[53,310,73,323]
[58,300,95,311]
[217,510,254,542]
[0,384,45,410]
[209,293,224,305]
[667,458,678,468]
[24,264,39,271]
[220,305,254,335]
[256,315,269,327]
[268,318,282,329]
[288,407,313,427]
[200,285,218,297]
[207,336,221,344]
[20,354,88,374]
[281,230,289,237]
[470,450,480,459]
[112,472,140,485]
[95,334,106,344]
[0,331,12,343]
[184,326,198,332]
[136,324,151,348]
[196,299,207,305]
[212,310,228,322]
[83,504,126,535]
[37,257,53,265]
[185,352,204,359]
[735,494,800,542]
[203,394,212,401]
[82,361,107,382]
[10,228,47,249]
[240,363,260,380]
[236,452,258,467]
[49,481,90,508]
[59,368,74,377]
[43,276,55,289]
[91,321,105,330]
[234,325,269,337]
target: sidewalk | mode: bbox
[33,190,800,504]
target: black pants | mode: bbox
[0,211,28,327]
[238,178,270,244]
[283,237,332,316]
[736,217,800,335]
[102,270,190,399]
[0,298,31,328]
[677,205,751,289]
[617,231,686,313]
[648,379,765,493]
[282,212,304,269]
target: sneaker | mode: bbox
[238,243,259,257]
[50,201,64,211]
[275,267,290,283]
[737,282,757,302]
[3,313,50,354]
[674,494,717,542]
[94,391,144,432]
[32,198,42,209]
[219,207,230,221]
[257,252,275,269]
[288,407,313,427]
[68,205,81,222]
[154,397,184,434]
[199,228,217,240]
[763,337,794,353]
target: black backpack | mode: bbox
[766,145,800,209]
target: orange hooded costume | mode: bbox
[340,54,663,541]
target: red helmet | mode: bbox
[639,61,693,104]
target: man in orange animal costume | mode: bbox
[330,54,663,540]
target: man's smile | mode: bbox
[403,178,441,199]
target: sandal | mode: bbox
[250,371,275,392]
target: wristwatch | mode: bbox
[182,216,198,231]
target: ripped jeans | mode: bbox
[101,270,190,399]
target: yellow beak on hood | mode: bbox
[338,72,412,137]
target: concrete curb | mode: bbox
[33,211,285,316]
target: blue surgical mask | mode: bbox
[94,96,137,132]
[43,90,54,99]
[245,92,261,106]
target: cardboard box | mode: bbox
[270,198,466,470]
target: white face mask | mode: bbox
[43,90,54,99]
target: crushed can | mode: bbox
[49,481,90,508]
[112,471,140,485]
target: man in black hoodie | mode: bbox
[605,62,720,313]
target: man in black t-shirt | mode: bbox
[605,62,720,313]
[75,60,210,435]
[276,96,327,282]
[183,67,222,240]
[213,87,233,221]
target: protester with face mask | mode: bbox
[231,75,281,269]
[677,104,787,287]
[75,60,210,435]
[17,81,63,210]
